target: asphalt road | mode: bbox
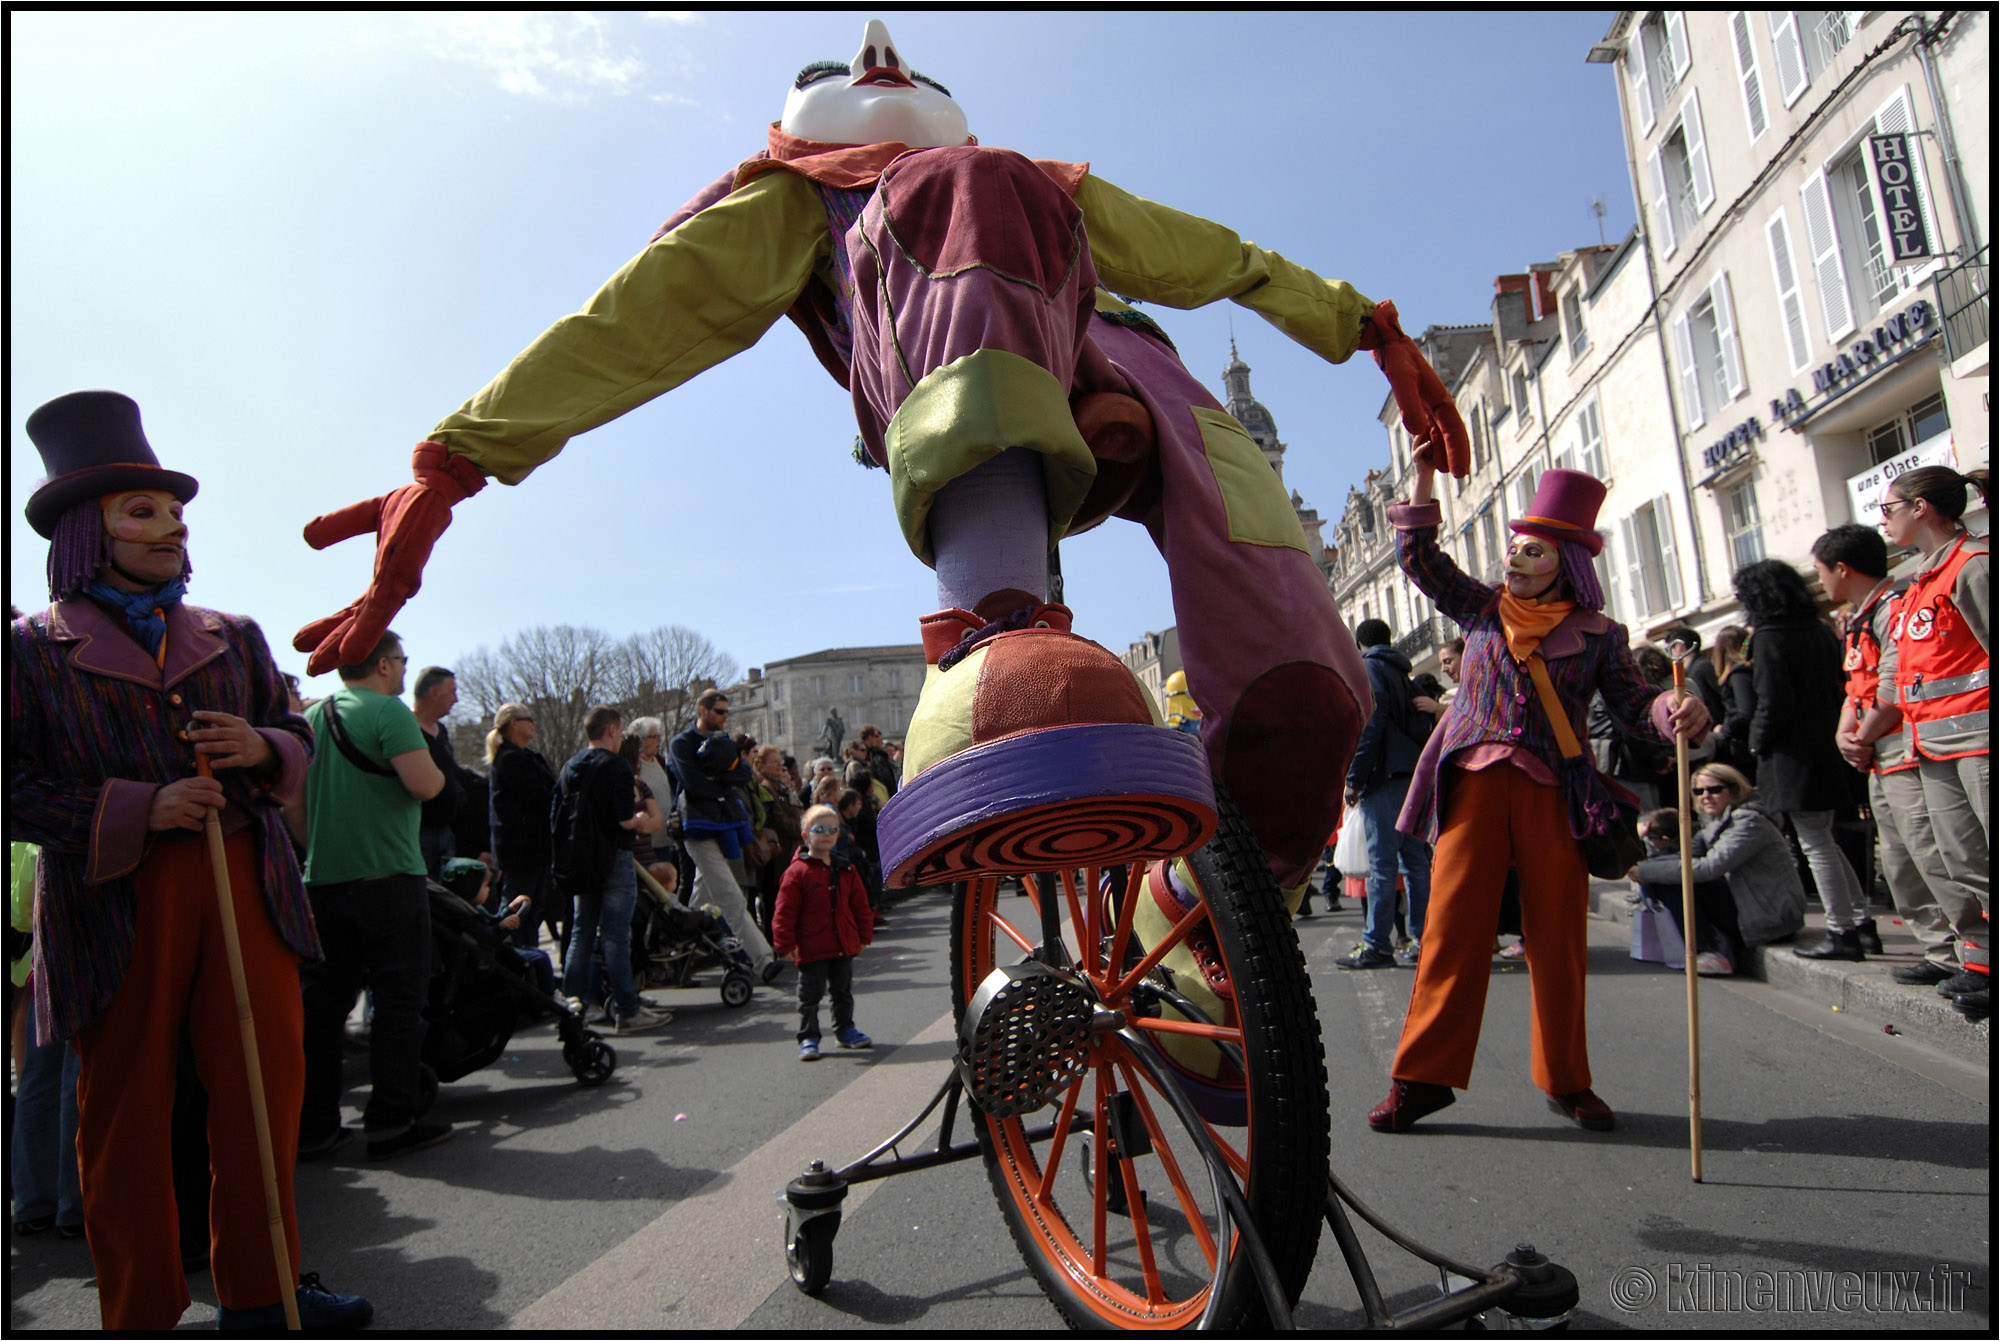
[9,889,1991,1332]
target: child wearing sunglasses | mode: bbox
[772,806,876,1061]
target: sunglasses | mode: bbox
[1691,785,1731,797]
[711,706,731,716]
[806,824,839,835]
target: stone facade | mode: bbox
[723,644,926,765]
[1120,627,1182,721]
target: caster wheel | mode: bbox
[568,1036,617,1087]
[721,970,754,1008]
[787,1215,836,1295]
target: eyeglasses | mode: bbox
[1691,785,1731,797]
[711,707,731,716]
[1878,499,1916,519]
[806,824,839,835]
[514,715,535,724]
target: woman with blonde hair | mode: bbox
[487,703,560,951]
[1628,762,1805,976]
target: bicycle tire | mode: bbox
[949,786,1329,1329]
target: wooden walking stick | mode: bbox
[1671,657,1703,1183]
[195,755,302,1331]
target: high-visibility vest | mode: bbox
[1891,532,1990,762]
[1844,582,1914,773]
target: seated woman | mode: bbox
[1629,763,1805,976]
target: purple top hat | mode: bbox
[1508,467,1606,556]
[24,390,199,539]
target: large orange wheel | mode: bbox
[949,790,1329,1329]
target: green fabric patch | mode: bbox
[902,650,988,780]
[1192,408,1310,553]
[886,350,1098,566]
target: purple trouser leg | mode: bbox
[1088,318,1371,885]
[845,145,1368,885]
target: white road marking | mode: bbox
[508,1008,959,1331]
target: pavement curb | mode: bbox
[1588,881,1991,1065]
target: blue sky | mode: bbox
[10,10,1631,693]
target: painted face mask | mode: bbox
[1504,535,1560,597]
[101,489,188,550]
[780,19,969,149]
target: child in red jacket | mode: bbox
[773,805,876,1061]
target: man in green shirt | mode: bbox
[299,629,452,1161]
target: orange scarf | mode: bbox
[1497,591,1575,664]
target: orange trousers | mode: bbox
[1391,764,1592,1095]
[73,826,305,1330]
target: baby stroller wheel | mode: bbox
[565,1036,618,1087]
[721,969,755,1008]
[948,786,1328,1329]
[787,1215,837,1296]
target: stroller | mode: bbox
[630,863,758,1008]
[425,880,617,1087]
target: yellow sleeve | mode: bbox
[432,170,831,484]
[1074,173,1374,365]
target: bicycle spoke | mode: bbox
[1106,862,1143,990]
[1115,1057,1218,1270]
[1036,1075,1086,1206]
[1109,898,1209,1002]
[985,905,1037,958]
[1131,1016,1243,1042]
[1060,868,1095,980]
[1116,1096,1168,1306]
[1203,1120,1250,1181]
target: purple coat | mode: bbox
[8,599,318,1041]
[1387,501,1676,844]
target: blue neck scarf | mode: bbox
[86,576,188,659]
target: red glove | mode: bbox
[293,441,486,676]
[1357,300,1471,478]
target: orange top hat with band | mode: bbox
[1508,468,1606,556]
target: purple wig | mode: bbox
[46,497,192,601]
[1557,537,1605,611]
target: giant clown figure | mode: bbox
[298,19,1468,980]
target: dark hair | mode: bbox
[1810,523,1888,579]
[338,630,402,682]
[1410,672,1445,699]
[618,734,644,770]
[697,688,729,712]
[1889,466,1991,523]
[1661,625,1702,653]
[1443,636,1465,657]
[1732,559,1820,625]
[585,705,624,741]
[1641,806,1680,848]
[1354,618,1392,649]
[412,665,455,700]
[1633,646,1674,686]
[837,787,863,813]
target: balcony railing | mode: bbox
[1394,617,1437,662]
[1810,11,1852,69]
[1934,244,1990,366]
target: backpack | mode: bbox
[550,752,616,896]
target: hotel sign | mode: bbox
[1772,298,1935,429]
[1868,134,1934,263]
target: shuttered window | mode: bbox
[1765,208,1814,373]
[1768,11,1809,107]
[1799,168,1855,342]
[1732,12,1769,142]
[1672,308,1705,429]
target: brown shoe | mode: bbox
[1367,1080,1456,1132]
[1545,1088,1615,1131]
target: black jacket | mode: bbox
[1345,645,1427,796]
[418,723,465,833]
[488,740,557,869]
[550,747,636,893]
[1748,619,1858,812]
[668,725,753,826]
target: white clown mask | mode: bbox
[780,19,969,149]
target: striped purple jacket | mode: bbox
[1387,501,1675,844]
[8,599,318,1041]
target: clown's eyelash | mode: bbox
[793,58,952,98]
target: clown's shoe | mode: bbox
[877,602,1216,890]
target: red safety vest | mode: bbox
[1891,533,1991,762]
[1843,582,1913,773]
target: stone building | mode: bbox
[723,644,926,765]
[1120,627,1182,720]
[1590,7,1988,616]
[1221,340,1333,562]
